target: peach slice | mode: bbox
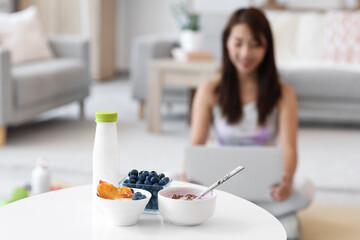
[97,182,118,199]
[97,180,134,200]
[115,187,133,199]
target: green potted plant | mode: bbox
[171,1,202,52]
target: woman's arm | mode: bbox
[182,81,216,181]
[271,82,298,201]
[190,81,217,145]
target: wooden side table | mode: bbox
[147,59,220,133]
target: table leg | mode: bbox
[138,100,145,119]
[188,88,196,125]
[0,125,6,147]
[147,68,162,133]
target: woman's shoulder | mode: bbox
[280,81,296,99]
[278,80,297,107]
[196,75,221,106]
[200,75,221,92]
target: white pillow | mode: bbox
[265,10,299,63]
[0,6,54,64]
[296,12,325,61]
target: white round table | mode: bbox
[0,181,286,239]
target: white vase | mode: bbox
[179,30,202,52]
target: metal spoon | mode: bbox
[195,165,245,200]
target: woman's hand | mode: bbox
[271,180,292,201]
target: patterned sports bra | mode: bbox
[212,102,278,145]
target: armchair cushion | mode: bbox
[12,58,86,108]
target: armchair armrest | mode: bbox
[130,35,177,101]
[48,35,91,82]
[48,35,89,59]
[0,46,12,125]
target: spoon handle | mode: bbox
[196,165,245,199]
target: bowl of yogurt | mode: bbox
[158,187,216,226]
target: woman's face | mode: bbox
[226,23,267,75]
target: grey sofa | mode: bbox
[0,35,91,146]
[130,12,360,124]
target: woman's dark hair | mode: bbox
[216,7,281,125]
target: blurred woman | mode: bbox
[190,8,297,202]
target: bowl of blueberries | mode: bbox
[119,169,172,214]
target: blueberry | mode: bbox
[132,195,140,200]
[150,176,159,184]
[130,179,136,184]
[145,175,151,181]
[139,170,144,175]
[159,173,165,179]
[135,192,142,197]
[129,175,138,180]
[163,177,170,183]
[150,171,157,177]
[152,191,158,197]
[130,169,138,176]
[153,183,159,186]
[141,195,146,199]
[143,171,149,176]
[144,180,152,185]
[158,179,165,185]
[130,188,134,194]
[124,179,130,184]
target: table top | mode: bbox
[150,58,220,71]
[0,181,286,240]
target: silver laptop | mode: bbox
[184,146,282,202]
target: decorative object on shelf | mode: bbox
[171,47,213,61]
[171,1,202,52]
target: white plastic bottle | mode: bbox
[31,157,51,195]
[92,111,120,208]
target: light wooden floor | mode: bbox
[298,203,360,240]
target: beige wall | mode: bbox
[89,0,116,80]
[19,0,116,81]
[115,0,180,71]
[18,0,81,35]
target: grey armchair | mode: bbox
[130,35,188,118]
[0,35,91,146]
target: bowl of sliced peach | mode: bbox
[97,180,151,226]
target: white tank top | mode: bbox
[212,102,278,145]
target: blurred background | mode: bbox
[0,0,359,239]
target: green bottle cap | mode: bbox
[95,111,117,123]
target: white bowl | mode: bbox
[158,187,216,226]
[97,188,151,226]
